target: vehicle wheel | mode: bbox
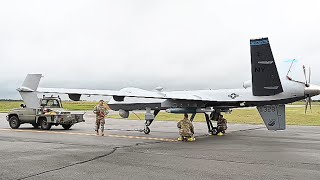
[144,126,150,134]
[9,116,20,129]
[62,124,72,130]
[40,118,52,130]
[216,126,222,134]
[31,123,39,129]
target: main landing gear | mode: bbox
[186,112,223,136]
[204,113,217,135]
[143,108,160,134]
[190,113,196,122]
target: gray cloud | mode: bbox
[1,0,320,99]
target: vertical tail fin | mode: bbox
[250,38,283,96]
[21,74,42,91]
[17,74,42,108]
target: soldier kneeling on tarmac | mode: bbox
[177,113,195,141]
[217,114,227,135]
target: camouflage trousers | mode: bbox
[217,125,227,133]
[179,128,193,137]
[95,118,105,132]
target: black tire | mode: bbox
[31,123,39,129]
[216,126,223,134]
[9,116,20,129]
[61,124,72,130]
[144,126,150,134]
[211,128,218,135]
[40,118,52,130]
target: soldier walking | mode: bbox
[93,100,109,136]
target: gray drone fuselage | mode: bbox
[107,78,317,111]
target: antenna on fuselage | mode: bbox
[286,59,296,78]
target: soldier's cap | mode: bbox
[99,100,104,102]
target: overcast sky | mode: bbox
[1,0,320,99]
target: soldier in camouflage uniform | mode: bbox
[177,113,195,141]
[93,100,109,136]
[217,114,227,134]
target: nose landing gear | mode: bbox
[143,108,160,134]
[143,126,151,134]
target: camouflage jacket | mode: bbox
[217,117,227,128]
[177,118,194,136]
[93,105,109,119]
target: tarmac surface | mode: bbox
[1,112,320,180]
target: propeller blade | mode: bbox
[303,65,307,86]
[305,96,312,114]
[309,66,311,85]
[305,97,308,114]
[309,97,312,113]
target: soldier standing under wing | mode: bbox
[93,100,109,136]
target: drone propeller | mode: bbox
[303,65,311,87]
[304,66,312,114]
[305,95,312,114]
[309,66,311,86]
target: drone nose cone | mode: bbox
[305,84,320,97]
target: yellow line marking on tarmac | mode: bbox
[0,128,177,142]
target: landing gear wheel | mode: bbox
[144,126,150,134]
[40,118,52,130]
[210,128,218,135]
[31,123,39,129]
[62,124,72,130]
[9,116,20,129]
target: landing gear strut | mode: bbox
[143,108,160,134]
[204,113,217,135]
[190,113,196,122]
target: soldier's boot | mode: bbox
[96,130,99,136]
[187,135,196,141]
[217,132,224,136]
[101,131,104,136]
